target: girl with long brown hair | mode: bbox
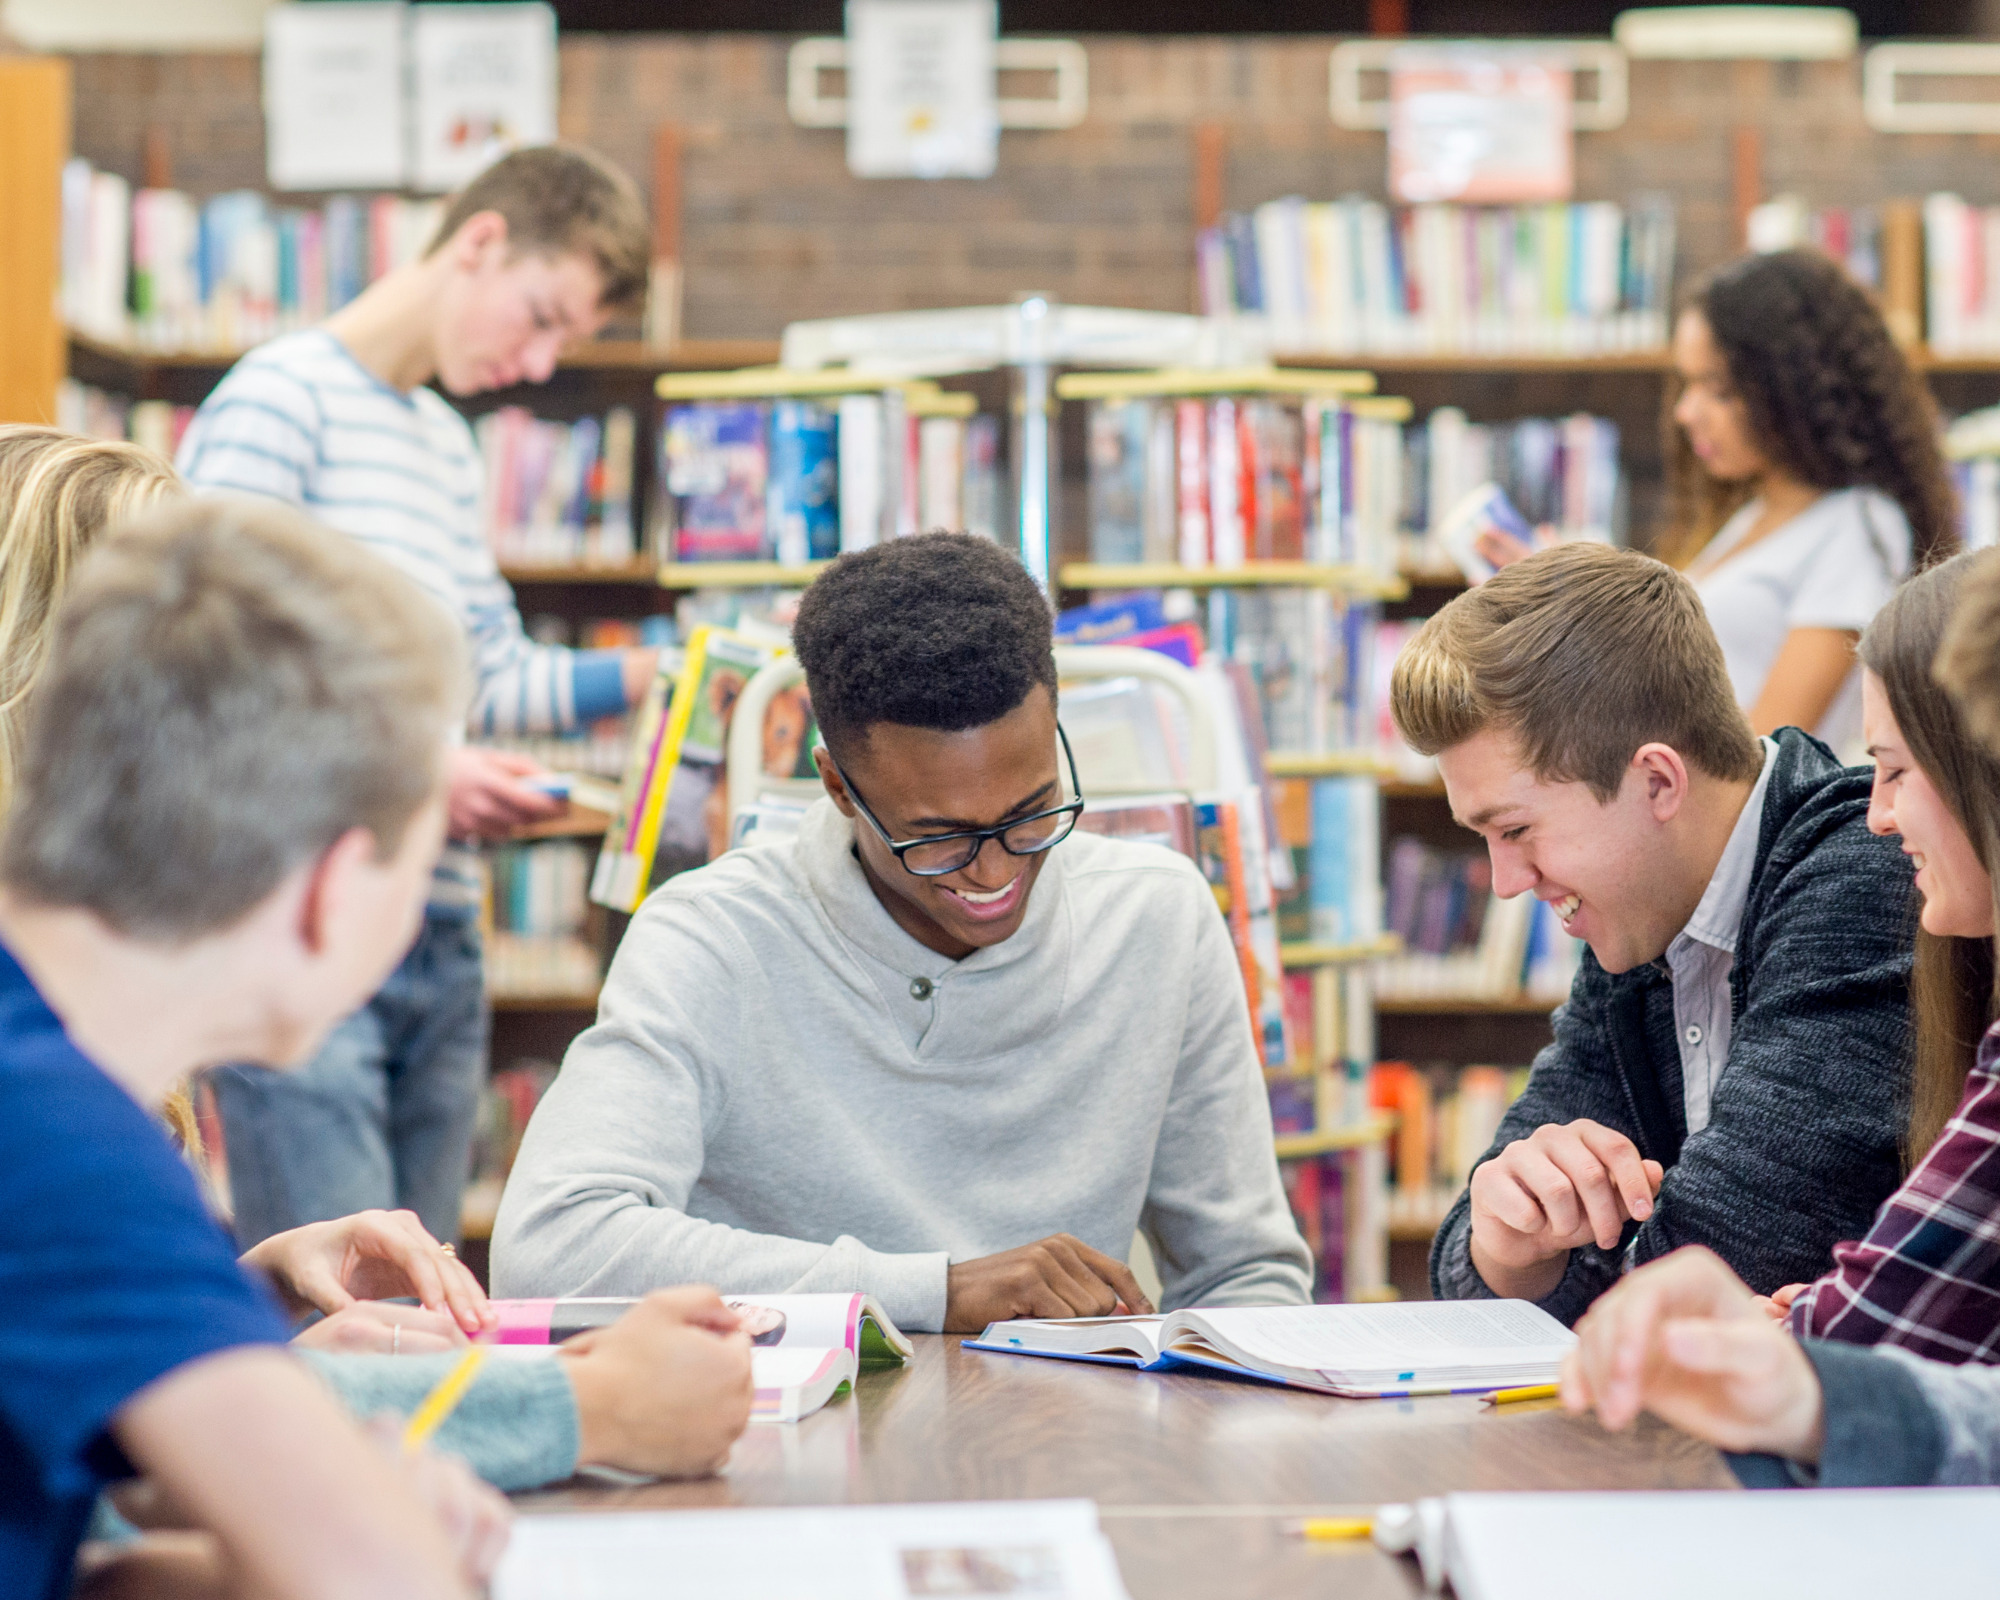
[1772,550,2000,1358]
[1665,249,1958,751]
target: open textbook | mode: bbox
[493,1500,1131,1600]
[490,1292,912,1423]
[966,1300,1574,1397]
[1377,1489,1997,1599]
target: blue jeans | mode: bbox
[212,908,488,1250]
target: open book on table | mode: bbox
[965,1300,1574,1398]
[490,1292,912,1423]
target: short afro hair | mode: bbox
[792,532,1056,756]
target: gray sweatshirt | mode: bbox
[492,799,1312,1330]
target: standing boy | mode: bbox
[1,499,506,1599]
[175,145,657,1247]
[496,533,1312,1330]
[1389,543,1912,1325]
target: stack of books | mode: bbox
[1372,1062,1531,1237]
[1373,835,1581,1002]
[61,158,443,351]
[1197,196,1677,356]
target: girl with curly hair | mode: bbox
[1663,248,1958,752]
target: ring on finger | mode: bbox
[392,1322,401,1355]
[438,1242,457,1257]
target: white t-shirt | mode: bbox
[1687,487,1910,757]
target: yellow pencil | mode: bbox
[1292,1517,1374,1541]
[401,1342,489,1451]
[1482,1383,1561,1406]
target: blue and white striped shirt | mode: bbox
[176,330,627,906]
[175,329,626,739]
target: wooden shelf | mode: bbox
[65,329,780,376]
[1280,934,1400,968]
[499,560,659,586]
[1278,349,1674,374]
[489,991,601,1013]
[1399,565,1468,589]
[1263,749,1391,778]
[1374,994,1560,1016]
[656,561,830,589]
[1380,777,1447,799]
[1058,562,1407,600]
[507,808,612,842]
[1055,365,1375,400]
[1273,1113,1397,1160]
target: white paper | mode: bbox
[1441,1489,2000,1600]
[846,0,999,179]
[493,1500,1131,1600]
[1189,1300,1573,1372]
[263,2,408,191]
[409,2,558,193]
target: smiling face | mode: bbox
[1672,308,1771,485]
[1438,726,1704,975]
[1863,669,1995,940]
[430,213,609,395]
[819,688,1065,961]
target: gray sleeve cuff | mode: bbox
[1800,1339,1947,1487]
[1428,1194,1617,1328]
[299,1349,581,1492]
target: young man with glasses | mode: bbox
[493,533,1312,1332]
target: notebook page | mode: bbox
[494,1501,1131,1600]
[1442,1490,1998,1600]
[1187,1301,1572,1374]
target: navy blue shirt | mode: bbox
[0,941,287,1600]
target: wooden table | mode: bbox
[524,1335,1736,1597]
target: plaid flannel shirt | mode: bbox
[1789,1022,2000,1362]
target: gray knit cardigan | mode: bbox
[1431,728,1915,1327]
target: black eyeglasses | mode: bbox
[832,725,1086,878]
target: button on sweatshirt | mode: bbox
[492,799,1313,1331]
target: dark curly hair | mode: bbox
[1660,248,1959,572]
[791,532,1056,756]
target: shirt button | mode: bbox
[910,977,935,1001]
[1685,1025,1703,1046]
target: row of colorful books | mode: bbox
[485,838,600,1000]
[659,399,1002,564]
[61,159,444,352]
[462,1059,560,1234]
[476,406,642,568]
[55,380,192,461]
[1744,196,1919,310]
[1277,1150,1351,1303]
[1374,836,1581,1003]
[1196,196,1678,356]
[1401,408,1624,567]
[1371,1062,1532,1237]
[1924,195,2000,357]
[1084,393,1403,572]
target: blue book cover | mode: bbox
[1054,592,1167,643]
[1307,777,1353,945]
[767,400,839,563]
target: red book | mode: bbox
[1175,399,1210,567]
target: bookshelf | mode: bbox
[1058,562,1408,600]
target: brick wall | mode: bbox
[66,38,2000,342]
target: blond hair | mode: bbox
[1391,542,1763,801]
[0,427,182,816]
[428,144,651,311]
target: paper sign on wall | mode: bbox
[264,2,408,191]
[846,0,998,179]
[1388,48,1573,205]
[410,3,558,192]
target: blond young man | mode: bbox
[1390,543,1913,1326]
[174,146,658,1248]
[0,499,511,1599]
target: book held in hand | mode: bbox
[965,1299,1574,1398]
[490,1291,912,1423]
